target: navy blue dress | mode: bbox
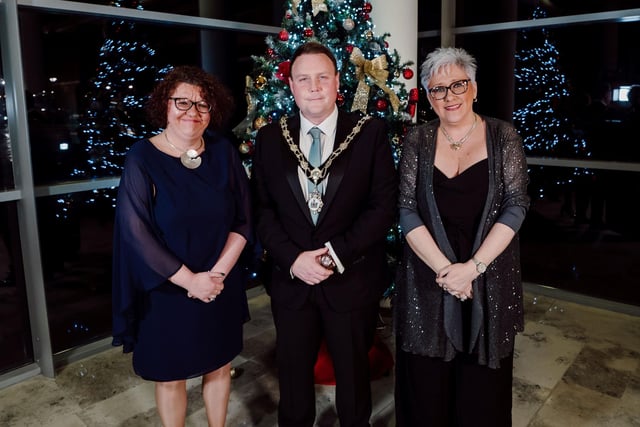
[112,133,252,381]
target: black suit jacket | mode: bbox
[253,110,398,312]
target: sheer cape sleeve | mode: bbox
[111,141,182,352]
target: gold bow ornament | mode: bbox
[349,46,400,114]
[311,0,328,16]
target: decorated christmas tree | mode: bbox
[234,0,414,293]
[513,6,588,198]
[77,0,167,181]
[233,0,416,171]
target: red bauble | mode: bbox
[376,99,388,111]
[337,93,345,106]
[403,68,414,79]
[362,13,370,21]
[409,87,419,102]
[267,48,275,57]
[345,44,354,54]
[239,140,254,155]
[363,2,373,13]
[278,29,289,41]
[303,28,314,38]
[275,60,291,82]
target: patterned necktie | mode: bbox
[308,127,322,224]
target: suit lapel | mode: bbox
[282,116,315,224]
[317,112,354,224]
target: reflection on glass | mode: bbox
[0,202,33,373]
[21,8,267,185]
[37,191,116,353]
[520,166,640,306]
[1,71,16,190]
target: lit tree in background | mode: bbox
[77,0,167,181]
[233,0,416,171]
[513,6,588,198]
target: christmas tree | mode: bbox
[232,0,416,171]
[513,6,588,198]
[77,0,167,181]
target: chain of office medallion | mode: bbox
[279,115,371,185]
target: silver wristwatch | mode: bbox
[472,257,487,274]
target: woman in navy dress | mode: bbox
[112,65,252,426]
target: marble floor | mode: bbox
[1,286,639,427]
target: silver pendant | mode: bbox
[180,149,202,169]
[308,189,323,214]
[310,167,323,183]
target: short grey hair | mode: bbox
[420,47,477,90]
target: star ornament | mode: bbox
[311,0,328,16]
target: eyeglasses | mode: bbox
[168,97,212,113]
[427,79,471,100]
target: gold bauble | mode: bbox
[238,142,251,154]
[254,75,267,90]
[253,116,268,130]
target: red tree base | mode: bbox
[313,334,394,385]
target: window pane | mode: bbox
[521,166,640,306]
[418,0,441,32]
[0,202,33,373]
[38,191,115,353]
[20,9,269,184]
[21,8,270,351]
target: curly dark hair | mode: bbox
[146,65,235,130]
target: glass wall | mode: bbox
[0,0,282,383]
[2,0,639,387]
[419,2,640,307]
[0,40,33,373]
[18,6,276,355]
[0,202,32,373]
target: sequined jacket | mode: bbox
[393,115,530,369]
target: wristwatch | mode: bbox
[472,257,487,274]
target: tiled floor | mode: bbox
[1,286,639,427]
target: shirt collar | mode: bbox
[300,106,338,137]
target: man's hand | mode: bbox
[291,248,335,285]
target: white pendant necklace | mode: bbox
[440,113,478,150]
[164,132,204,169]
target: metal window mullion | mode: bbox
[0,0,54,378]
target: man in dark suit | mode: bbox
[252,41,397,427]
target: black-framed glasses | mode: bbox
[168,97,212,113]
[427,79,471,100]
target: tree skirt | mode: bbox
[313,334,394,385]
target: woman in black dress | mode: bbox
[393,47,530,426]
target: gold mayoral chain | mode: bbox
[164,132,204,169]
[440,113,478,151]
[280,115,371,214]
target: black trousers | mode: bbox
[395,348,514,427]
[271,286,379,427]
